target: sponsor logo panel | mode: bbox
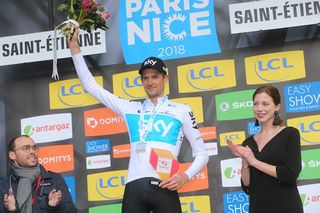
[113,70,170,100]
[177,59,236,93]
[180,195,211,213]
[298,183,320,212]
[247,121,261,135]
[220,158,241,187]
[89,204,122,213]
[119,0,221,64]
[21,113,72,143]
[178,163,209,193]
[86,155,111,170]
[84,108,128,136]
[86,139,110,154]
[245,51,305,85]
[223,191,249,213]
[287,115,320,145]
[112,144,131,159]
[199,126,217,141]
[38,144,74,173]
[87,170,127,201]
[299,149,320,180]
[284,81,320,113]
[49,77,103,109]
[215,90,255,121]
[170,97,203,123]
[219,131,246,146]
[205,142,218,156]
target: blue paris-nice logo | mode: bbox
[119,0,221,64]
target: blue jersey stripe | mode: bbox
[125,114,182,145]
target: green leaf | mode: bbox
[57,3,69,12]
[82,18,95,24]
[23,125,33,136]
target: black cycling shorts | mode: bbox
[122,177,182,213]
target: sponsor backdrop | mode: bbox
[0,0,320,212]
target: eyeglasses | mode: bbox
[14,145,39,152]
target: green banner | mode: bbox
[299,149,320,180]
[215,90,255,121]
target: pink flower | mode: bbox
[99,11,110,21]
[93,2,98,10]
[81,0,91,9]
[58,0,109,34]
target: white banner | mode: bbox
[21,113,73,143]
[229,0,320,34]
[86,155,111,169]
[220,158,242,187]
[0,29,106,66]
[298,183,320,213]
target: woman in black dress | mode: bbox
[228,85,303,213]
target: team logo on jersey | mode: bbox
[188,111,198,129]
[126,114,181,145]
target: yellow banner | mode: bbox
[180,196,211,213]
[49,77,103,109]
[287,115,320,146]
[170,97,204,123]
[219,131,246,146]
[87,170,127,201]
[113,70,170,100]
[177,59,236,93]
[245,51,305,85]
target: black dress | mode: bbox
[241,127,304,213]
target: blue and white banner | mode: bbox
[119,0,221,64]
[284,81,320,113]
[86,139,110,154]
[223,191,249,213]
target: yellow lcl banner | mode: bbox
[219,131,246,146]
[180,195,211,213]
[287,114,320,146]
[170,97,204,123]
[177,59,236,93]
[113,70,170,100]
[87,170,128,201]
[49,77,103,109]
[245,50,306,85]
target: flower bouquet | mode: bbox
[52,0,110,80]
[57,0,110,38]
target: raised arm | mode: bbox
[67,28,135,116]
[68,28,81,56]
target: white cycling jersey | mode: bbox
[72,54,208,183]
